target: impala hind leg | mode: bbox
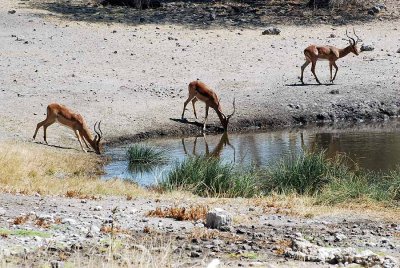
[311,61,321,85]
[300,60,310,84]
[33,120,46,140]
[182,96,195,120]
[33,117,55,144]
[191,98,198,119]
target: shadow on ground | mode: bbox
[24,0,396,28]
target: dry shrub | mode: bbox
[147,205,208,221]
[65,190,99,200]
[13,215,30,225]
[100,225,130,235]
[35,218,51,228]
[189,228,220,240]
[143,226,152,234]
[274,239,293,255]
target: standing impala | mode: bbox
[181,80,236,132]
[33,103,103,154]
[300,29,361,84]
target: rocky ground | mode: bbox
[1,193,399,267]
[1,0,400,267]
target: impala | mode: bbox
[33,103,103,154]
[181,80,236,131]
[300,29,361,84]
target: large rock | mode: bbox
[205,208,232,230]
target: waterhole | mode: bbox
[103,121,400,186]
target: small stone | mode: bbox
[361,44,374,52]
[262,27,280,35]
[0,207,6,216]
[334,233,347,242]
[8,10,16,14]
[330,89,339,94]
[93,206,102,211]
[190,251,201,258]
[396,48,400,53]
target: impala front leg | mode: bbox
[74,130,87,153]
[203,105,209,132]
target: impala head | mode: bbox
[93,121,103,154]
[346,28,362,56]
[221,98,236,131]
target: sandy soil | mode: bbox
[0,0,399,148]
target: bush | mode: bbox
[262,150,352,195]
[160,156,259,198]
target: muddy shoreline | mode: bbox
[105,108,400,145]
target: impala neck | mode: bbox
[338,45,353,58]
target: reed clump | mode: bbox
[127,144,167,165]
[161,156,259,198]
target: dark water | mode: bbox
[103,122,400,186]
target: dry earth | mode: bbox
[0,0,399,146]
[1,0,400,267]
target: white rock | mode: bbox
[207,258,221,268]
[205,208,232,230]
[61,218,77,225]
[94,206,102,211]
[0,207,6,216]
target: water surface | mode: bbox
[103,122,400,186]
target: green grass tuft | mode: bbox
[127,144,167,165]
[0,228,51,238]
[160,156,259,198]
[262,150,352,195]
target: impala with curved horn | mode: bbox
[300,29,362,84]
[181,80,236,131]
[33,103,103,154]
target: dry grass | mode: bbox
[251,193,400,222]
[147,205,208,221]
[0,141,147,197]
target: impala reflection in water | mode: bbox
[103,123,400,186]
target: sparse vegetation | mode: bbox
[161,156,259,198]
